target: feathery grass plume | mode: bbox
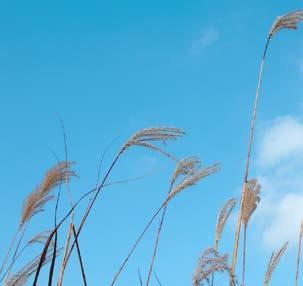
[0,231,52,283]
[269,10,303,38]
[210,198,236,286]
[295,221,303,286]
[166,163,219,203]
[241,179,261,228]
[215,198,236,250]
[4,247,59,286]
[230,10,303,283]
[20,161,76,228]
[146,157,202,286]
[111,161,218,286]
[123,127,185,159]
[57,127,186,281]
[263,242,288,286]
[0,162,76,278]
[193,248,236,286]
[27,231,51,246]
[241,179,261,285]
[171,156,201,185]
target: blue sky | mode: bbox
[0,0,303,285]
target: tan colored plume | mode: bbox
[20,161,76,228]
[171,156,201,185]
[124,127,185,159]
[263,242,288,286]
[241,179,261,228]
[192,248,235,286]
[269,10,303,38]
[166,163,219,203]
[4,247,59,286]
[27,231,51,246]
[215,198,236,249]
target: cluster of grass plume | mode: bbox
[1,8,303,286]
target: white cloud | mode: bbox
[190,28,219,55]
[262,193,303,248]
[258,116,303,167]
[255,116,303,248]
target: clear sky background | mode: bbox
[0,0,303,285]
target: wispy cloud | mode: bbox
[258,116,303,167]
[254,116,303,248]
[190,27,219,55]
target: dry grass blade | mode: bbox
[171,156,201,185]
[20,161,76,228]
[166,163,219,203]
[241,179,261,227]
[123,127,185,159]
[263,242,288,286]
[27,231,51,246]
[215,198,236,249]
[193,248,236,286]
[269,10,303,38]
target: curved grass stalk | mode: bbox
[230,11,303,284]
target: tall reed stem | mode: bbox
[55,148,126,284]
[230,37,270,284]
[146,183,173,286]
[242,225,247,285]
[6,222,28,279]
[111,202,165,286]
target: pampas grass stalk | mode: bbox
[61,127,184,279]
[145,157,201,286]
[230,10,303,283]
[111,162,218,286]
[32,127,184,285]
[55,120,87,286]
[0,161,75,284]
[0,231,51,283]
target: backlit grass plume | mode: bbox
[0,161,76,278]
[171,156,201,185]
[269,10,303,38]
[20,161,76,228]
[4,247,59,286]
[166,163,219,203]
[193,248,235,286]
[123,127,185,159]
[263,242,288,286]
[211,198,236,286]
[241,179,261,285]
[46,127,185,285]
[215,198,236,250]
[241,179,261,228]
